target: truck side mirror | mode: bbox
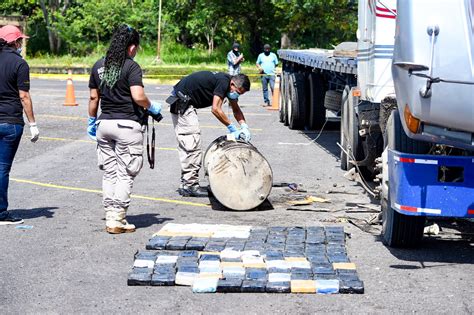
[393,62,429,72]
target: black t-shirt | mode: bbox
[173,71,230,108]
[0,47,30,126]
[89,58,146,123]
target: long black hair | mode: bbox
[102,25,140,88]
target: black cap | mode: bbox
[232,42,240,49]
[263,44,271,50]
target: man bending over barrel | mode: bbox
[166,71,251,197]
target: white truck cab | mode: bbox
[392,0,474,149]
[357,0,397,103]
[277,0,474,248]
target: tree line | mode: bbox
[1,0,357,58]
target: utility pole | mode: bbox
[154,0,163,63]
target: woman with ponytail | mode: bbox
[88,25,162,234]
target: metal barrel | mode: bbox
[203,136,273,211]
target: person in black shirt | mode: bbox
[0,25,39,225]
[167,71,251,197]
[88,25,161,234]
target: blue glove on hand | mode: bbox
[149,101,162,115]
[87,117,97,141]
[227,124,241,139]
[239,123,252,142]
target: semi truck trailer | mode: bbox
[277,0,474,247]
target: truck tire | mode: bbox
[288,72,306,130]
[280,72,289,124]
[340,86,361,171]
[324,90,343,111]
[340,90,348,170]
[340,125,348,170]
[307,72,326,130]
[283,72,291,126]
[382,110,428,247]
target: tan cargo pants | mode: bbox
[171,106,202,188]
[96,119,145,213]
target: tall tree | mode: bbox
[1,0,357,57]
[162,0,197,47]
[272,0,357,49]
[38,0,72,53]
[234,0,269,56]
[186,0,226,55]
[56,0,126,53]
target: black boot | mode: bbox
[179,185,209,197]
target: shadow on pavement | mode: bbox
[127,213,173,229]
[379,219,474,266]
[299,127,341,158]
[209,195,274,212]
[9,207,58,219]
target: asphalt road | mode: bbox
[1,78,472,313]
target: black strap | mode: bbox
[146,117,155,169]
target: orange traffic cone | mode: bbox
[267,74,280,111]
[64,70,78,106]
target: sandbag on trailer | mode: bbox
[203,136,273,211]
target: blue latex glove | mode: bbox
[148,101,162,115]
[239,123,252,142]
[227,124,241,139]
[87,117,97,141]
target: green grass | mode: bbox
[27,53,232,73]
[27,41,268,85]
[27,53,99,68]
[27,41,259,73]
